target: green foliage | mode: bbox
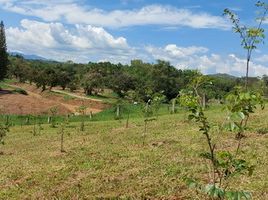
[0,21,8,81]
[142,93,166,118]
[13,88,28,95]
[76,105,87,131]
[49,106,58,128]
[223,2,268,88]
[58,117,70,152]
[180,86,256,199]
[184,178,252,200]
[225,88,264,138]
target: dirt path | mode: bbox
[51,89,102,102]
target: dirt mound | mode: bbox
[0,93,70,115]
[0,82,110,115]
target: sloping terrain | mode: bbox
[0,82,109,115]
[0,108,268,199]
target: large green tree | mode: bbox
[0,21,8,81]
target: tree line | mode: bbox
[4,54,268,102]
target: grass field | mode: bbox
[0,103,181,126]
[1,105,268,199]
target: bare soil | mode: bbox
[0,82,110,115]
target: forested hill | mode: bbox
[6,54,268,102]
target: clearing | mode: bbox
[0,82,110,115]
[0,106,268,199]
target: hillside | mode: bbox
[0,106,267,199]
[0,81,109,115]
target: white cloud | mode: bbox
[255,54,268,63]
[6,19,134,63]
[145,44,268,76]
[6,18,268,76]
[146,44,208,59]
[0,1,230,29]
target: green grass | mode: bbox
[0,82,12,90]
[0,106,268,199]
[0,79,25,92]
[0,103,184,126]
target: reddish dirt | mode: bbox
[0,83,110,115]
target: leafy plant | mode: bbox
[49,106,58,128]
[13,88,28,95]
[225,88,264,139]
[58,117,70,152]
[32,116,43,136]
[142,93,165,145]
[224,88,264,161]
[180,89,255,199]
[224,1,268,89]
[114,99,123,120]
[76,105,87,132]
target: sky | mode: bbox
[1,0,268,76]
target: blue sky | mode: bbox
[1,0,268,76]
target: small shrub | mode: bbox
[13,88,28,95]
[76,105,87,132]
[49,106,58,128]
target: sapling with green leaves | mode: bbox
[152,93,166,119]
[142,93,165,145]
[170,97,178,114]
[37,115,43,135]
[58,116,70,152]
[49,106,58,128]
[31,115,43,136]
[180,89,255,199]
[224,1,268,89]
[225,88,264,157]
[114,99,123,120]
[76,105,87,132]
[188,72,212,108]
[142,99,155,146]
[5,115,10,127]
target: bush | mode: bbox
[13,88,28,95]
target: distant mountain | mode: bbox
[208,73,238,79]
[9,52,50,61]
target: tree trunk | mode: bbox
[245,51,250,90]
[245,58,250,90]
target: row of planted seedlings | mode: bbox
[0,105,96,127]
[0,105,92,153]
